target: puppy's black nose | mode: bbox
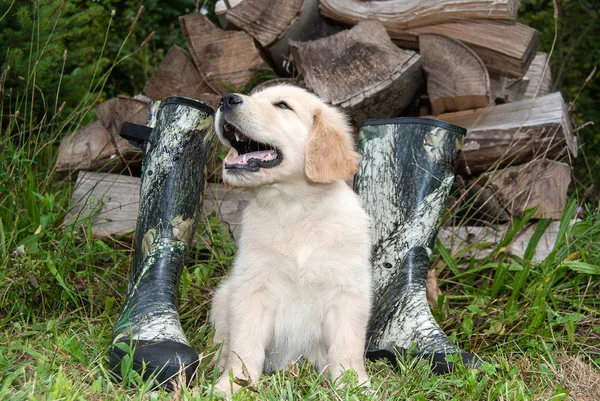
[219,94,243,110]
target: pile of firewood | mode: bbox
[60,0,578,262]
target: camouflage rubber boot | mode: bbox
[110,97,213,388]
[355,117,480,373]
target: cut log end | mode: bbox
[420,33,491,115]
[225,0,305,48]
[143,45,214,101]
[179,13,272,95]
[290,20,422,123]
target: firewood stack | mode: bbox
[60,0,578,262]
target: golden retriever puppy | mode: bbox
[210,85,372,395]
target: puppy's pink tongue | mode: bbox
[225,150,278,166]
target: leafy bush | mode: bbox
[0,0,203,129]
[0,0,110,126]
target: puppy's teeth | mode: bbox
[235,132,241,142]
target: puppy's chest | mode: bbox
[242,212,344,284]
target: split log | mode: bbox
[396,20,539,78]
[143,45,215,102]
[215,0,243,27]
[66,172,142,238]
[477,159,571,220]
[448,176,512,225]
[433,92,577,175]
[419,33,491,115]
[217,0,335,73]
[438,220,576,262]
[65,172,251,241]
[56,96,148,172]
[319,0,519,31]
[65,171,571,263]
[523,52,552,99]
[55,121,140,173]
[290,20,422,123]
[179,13,272,95]
[490,76,529,104]
[95,96,149,141]
[489,52,552,103]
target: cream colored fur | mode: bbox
[211,85,372,395]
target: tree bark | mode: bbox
[420,33,491,115]
[290,20,422,124]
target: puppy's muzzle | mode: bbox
[219,94,243,112]
[217,93,284,172]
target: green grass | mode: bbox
[1,1,599,400]
[0,195,599,400]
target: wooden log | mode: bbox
[489,52,551,103]
[55,96,148,172]
[477,159,571,220]
[215,0,244,28]
[65,172,251,242]
[95,96,149,141]
[290,20,422,123]
[490,76,529,104]
[65,172,141,238]
[227,0,306,47]
[523,52,553,99]
[179,13,272,95]
[433,92,578,176]
[319,0,519,31]
[448,176,512,224]
[143,45,215,101]
[217,0,331,73]
[438,220,575,262]
[420,33,491,115]
[66,172,572,265]
[55,121,140,173]
[396,20,539,78]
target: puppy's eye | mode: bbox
[274,101,292,110]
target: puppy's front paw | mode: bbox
[213,377,242,399]
[357,374,371,388]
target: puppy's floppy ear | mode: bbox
[305,108,359,183]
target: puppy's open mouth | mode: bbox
[222,122,283,172]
